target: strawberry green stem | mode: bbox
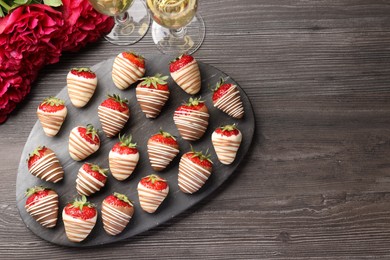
[0,1,11,11]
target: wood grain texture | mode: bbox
[2,0,390,258]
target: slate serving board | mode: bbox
[16,55,255,247]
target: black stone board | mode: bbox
[16,55,255,247]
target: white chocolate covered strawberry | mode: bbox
[67,67,97,108]
[109,134,139,181]
[98,94,130,138]
[69,124,100,161]
[102,193,134,236]
[136,74,170,119]
[37,97,67,137]
[212,78,244,119]
[137,174,169,213]
[62,196,97,243]
[25,186,59,228]
[112,51,145,90]
[76,163,108,196]
[169,54,201,95]
[178,148,213,194]
[27,146,64,183]
[212,124,242,165]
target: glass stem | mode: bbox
[116,12,129,25]
[170,27,187,38]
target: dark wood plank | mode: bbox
[2,0,390,258]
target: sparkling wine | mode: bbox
[147,0,197,29]
[89,0,134,16]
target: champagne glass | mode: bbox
[89,0,151,45]
[146,0,205,55]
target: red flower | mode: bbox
[0,4,65,123]
[62,0,114,52]
[0,1,114,123]
[0,4,65,67]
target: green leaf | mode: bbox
[0,7,4,17]
[43,0,62,6]
[13,0,29,5]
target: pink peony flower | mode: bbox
[0,4,65,123]
[0,4,65,67]
[62,0,114,52]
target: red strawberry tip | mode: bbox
[220,124,237,132]
[169,54,195,72]
[212,78,228,92]
[190,146,213,164]
[26,146,46,162]
[123,51,144,60]
[108,93,128,105]
[87,163,108,177]
[159,129,176,141]
[69,195,95,211]
[71,67,93,73]
[144,174,167,184]
[119,134,137,148]
[86,124,99,141]
[139,73,169,88]
[25,186,50,197]
[40,97,65,107]
[113,192,133,207]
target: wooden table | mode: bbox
[2,0,390,258]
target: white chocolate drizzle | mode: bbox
[37,107,67,137]
[102,201,133,236]
[62,210,97,243]
[136,86,169,118]
[112,53,145,90]
[213,84,244,119]
[137,183,169,213]
[173,108,209,141]
[178,156,212,194]
[69,127,100,161]
[25,192,58,228]
[98,105,129,137]
[211,131,242,165]
[109,151,139,181]
[76,167,105,196]
[147,141,179,171]
[29,149,64,183]
[170,59,201,94]
[67,72,97,108]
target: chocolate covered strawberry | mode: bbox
[62,196,97,243]
[76,163,108,196]
[178,148,213,194]
[98,94,130,137]
[109,134,139,181]
[136,74,170,118]
[69,124,100,161]
[170,54,201,95]
[112,51,145,90]
[212,124,242,165]
[212,78,244,119]
[147,130,179,171]
[27,146,64,183]
[102,193,134,236]
[25,186,59,228]
[67,67,97,108]
[137,174,169,213]
[173,97,209,141]
[37,97,67,137]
